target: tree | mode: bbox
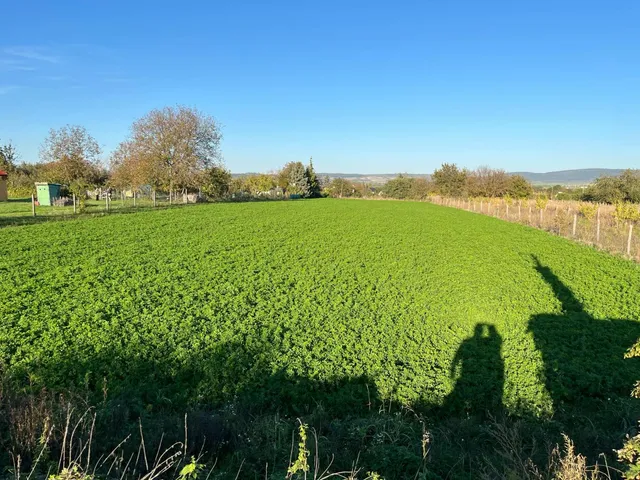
[326,178,355,198]
[0,141,18,173]
[305,158,321,198]
[201,166,231,199]
[242,173,277,196]
[465,167,513,198]
[506,175,533,199]
[353,181,372,198]
[583,175,625,204]
[620,169,640,203]
[409,177,433,200]
[109,140,144,191]
[433,163,467,197]
[39,125,103,192]
[113,106,223,199]
[280,162,309,197]
[382,175,414,199]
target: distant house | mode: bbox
[0,171,7,201]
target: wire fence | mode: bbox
[431,196,640,261]
[0,190,209,228]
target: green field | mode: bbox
[1,199,639,477]
[0,197,163,228]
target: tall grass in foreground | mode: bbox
[1,389,625,480]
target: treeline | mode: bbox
[524,170,640,203]
[0,135,109,198]
[215,162,322,199]
[0,106,322,201]
[325,164,534,200]
[582,169,640,203]
[3,118,639,205]
[327,166,640,205]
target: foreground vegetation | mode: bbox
[1,199,639,478]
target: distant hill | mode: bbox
[318,173,430,185]
[318,169,627,186]
[235,169,629,186]
[511,169,625,186]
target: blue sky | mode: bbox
[1,0,638,173]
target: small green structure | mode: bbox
[35,183,62,206]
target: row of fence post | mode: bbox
[29,189,164,218]
[436,196,636,259]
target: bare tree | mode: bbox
[113,106,222,201]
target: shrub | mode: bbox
[535,195,549,211]
[578,203,598,220]
[613,202,640,223]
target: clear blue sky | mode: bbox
[1,0,638,173]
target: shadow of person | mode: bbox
[528,256,640,413]
[443,323,504,416]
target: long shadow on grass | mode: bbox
[442,323,505,416]
[2,340,424,478]
[4,258,640,477]
[529,256,640,408]
[528,256,640,455]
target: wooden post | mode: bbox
[480,200,483,213]
[133,190,136,207]
[627,223,634,256]
[528,206,532,224]
[506,204,509,219]
[153,190,157,207]
[105,194,109,212]
[572,213,577,237]
[596,207,601,244]
[73,194,76,214]
[31,194,36,217]
[539,208,543,225]
[518,204,521,220]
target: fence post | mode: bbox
[31,194,36,217]
[153,190,157,207]
[73,194,76,214]
[506,204,509,219]
[105,194,109,212]
[518,203,521,220]
[480,200,483,213]
[572,213,577,237]
[627,223,634,256]
[539,208,543,226]
[133,190,136,207]
[528,206,532,224]
[596,207,601,245]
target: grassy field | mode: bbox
[1,199,639,478]
[0,197,168,228]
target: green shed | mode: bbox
[35,183,62,206]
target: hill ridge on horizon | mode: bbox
[311,168,627,186]
[233,168,632,185]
